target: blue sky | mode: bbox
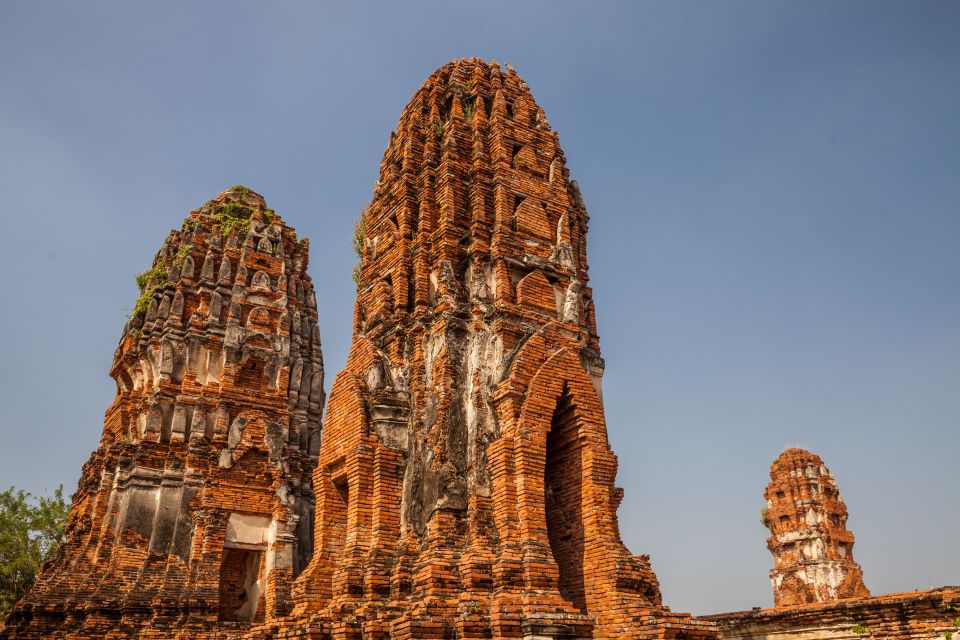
[1,0,957,615]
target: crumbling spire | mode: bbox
[763,448,871,606]
[2,187,324,638]
[289,58,715,640]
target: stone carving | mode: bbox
[2,186,324,638]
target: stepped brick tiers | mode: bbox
[1,187,324,638]
[704,449,960,640]
[763,448,870,607]
[256,59,715,640]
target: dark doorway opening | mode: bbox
[544,385,586,612]
[218,547,265,622]
[329,475,349,559]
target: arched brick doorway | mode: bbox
[544,384,587,612]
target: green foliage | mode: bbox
[181,218,197,232]
[426,120,443,139]
[351,210,367,287]
[352,210,367,259]
[132,261,169,319]
[954,615,960,629]
[759,506,773,531]
[212,202,253,237]
[0,486,70,619]
[462,97,475,121]
[851,623,869,636]
[262,208,275,224]
[172,244,190,270]
[409,230,418,256]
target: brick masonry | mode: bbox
[763,448,870,607]
[247,59,716,640]
[1,187,324,638]
[2,60,954,640]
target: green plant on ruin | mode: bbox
[352,209,367,259]
[851,623,869,636]
[760,506,773,531]
[172,243,190,270]
[462,96,476,121]
[131,260,169,319]
[262,208,275,224]
[130,328,141,342]
[350,209,367,287]
[212,201,253,237]
[425,119,443,139]
[182,217,197,232]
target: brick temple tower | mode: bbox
[2,187,324,638]
[284,59,715,640]
[763,448,870,607]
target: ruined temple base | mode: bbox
[702,587,960,640]
[240,607,719,640]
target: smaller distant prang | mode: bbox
[703,447,960,640]
[763,447,869,606]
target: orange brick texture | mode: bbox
[251,59,717,640]
[1,187,324,638]
[704,586,960,639]
[762,449,870,607]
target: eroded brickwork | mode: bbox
[253,59,716,640]
[1,187,324,638]
[704,585,960,640]
[762,449,870,607]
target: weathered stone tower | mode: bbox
[2,187,324,638]
[284,59,715,640]
[763,448,870,607]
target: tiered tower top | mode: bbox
[354,58,598,353]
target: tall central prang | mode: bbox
[290,59,714,640]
